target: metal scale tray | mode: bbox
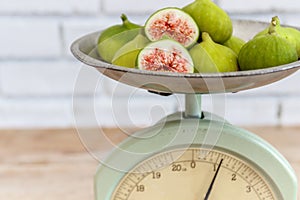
[71,20,300,94]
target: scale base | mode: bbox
[94,112,297,200]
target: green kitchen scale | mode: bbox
[71,19,299,200]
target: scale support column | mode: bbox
[184,94,202,118]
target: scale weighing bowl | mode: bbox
[71,19,300,94]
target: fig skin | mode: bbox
[97,14,142,62]
[238,26,298,71]
[97,28,141,63]
[144,7,199,48]
[223,36,246,56]
[182,0,233,44]
[189,32,238,73]
[98,14,141,44]
[137,39,194,73]
[112,33,150,68]
[284,27,300,58]
[254,16,300,57]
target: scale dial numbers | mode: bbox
[112,148,280,200]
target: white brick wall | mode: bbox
[0,60,83,96]
[280,97,300,126]
[0,0,100,15]
[0,0,300,128]
[102,0,192,15]
[219,0,300,13]
[0,17,61,59]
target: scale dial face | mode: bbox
[111,147,281,200]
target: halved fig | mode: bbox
[144,7,199,48]
[137,39,194,73]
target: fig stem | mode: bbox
[121,13,141,29]
[269,16,280,35]
[202,32,212,42]
[271,16,280,26]
[121,13,128,23]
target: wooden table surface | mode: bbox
[0,127,299,200]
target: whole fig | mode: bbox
[98,14,141,44]
[254,16,300,57]
[284,27,300,58]
[97,14,142,62]
[182,0,233,44]
[223,36,245,56]
[137,39,194,73]
[189,32,238,73]
[144,7,199,48]
[239,24,298,71]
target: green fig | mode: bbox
[98,14,141,43]
[97,14,142,62]
[112,33,150,68]
[189,32,238,73]
[238,24,298,71]
[137,39,194,73]
[144,7,199,48]
[182,0,233,44]
[223,36,246,56]
[254,16,300,57]
[97,28,141,63]
[284,27,300,58]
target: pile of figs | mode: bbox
[96,0,300,73]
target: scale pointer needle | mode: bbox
[204,158,223,200]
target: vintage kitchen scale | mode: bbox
[71,19,299,200]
